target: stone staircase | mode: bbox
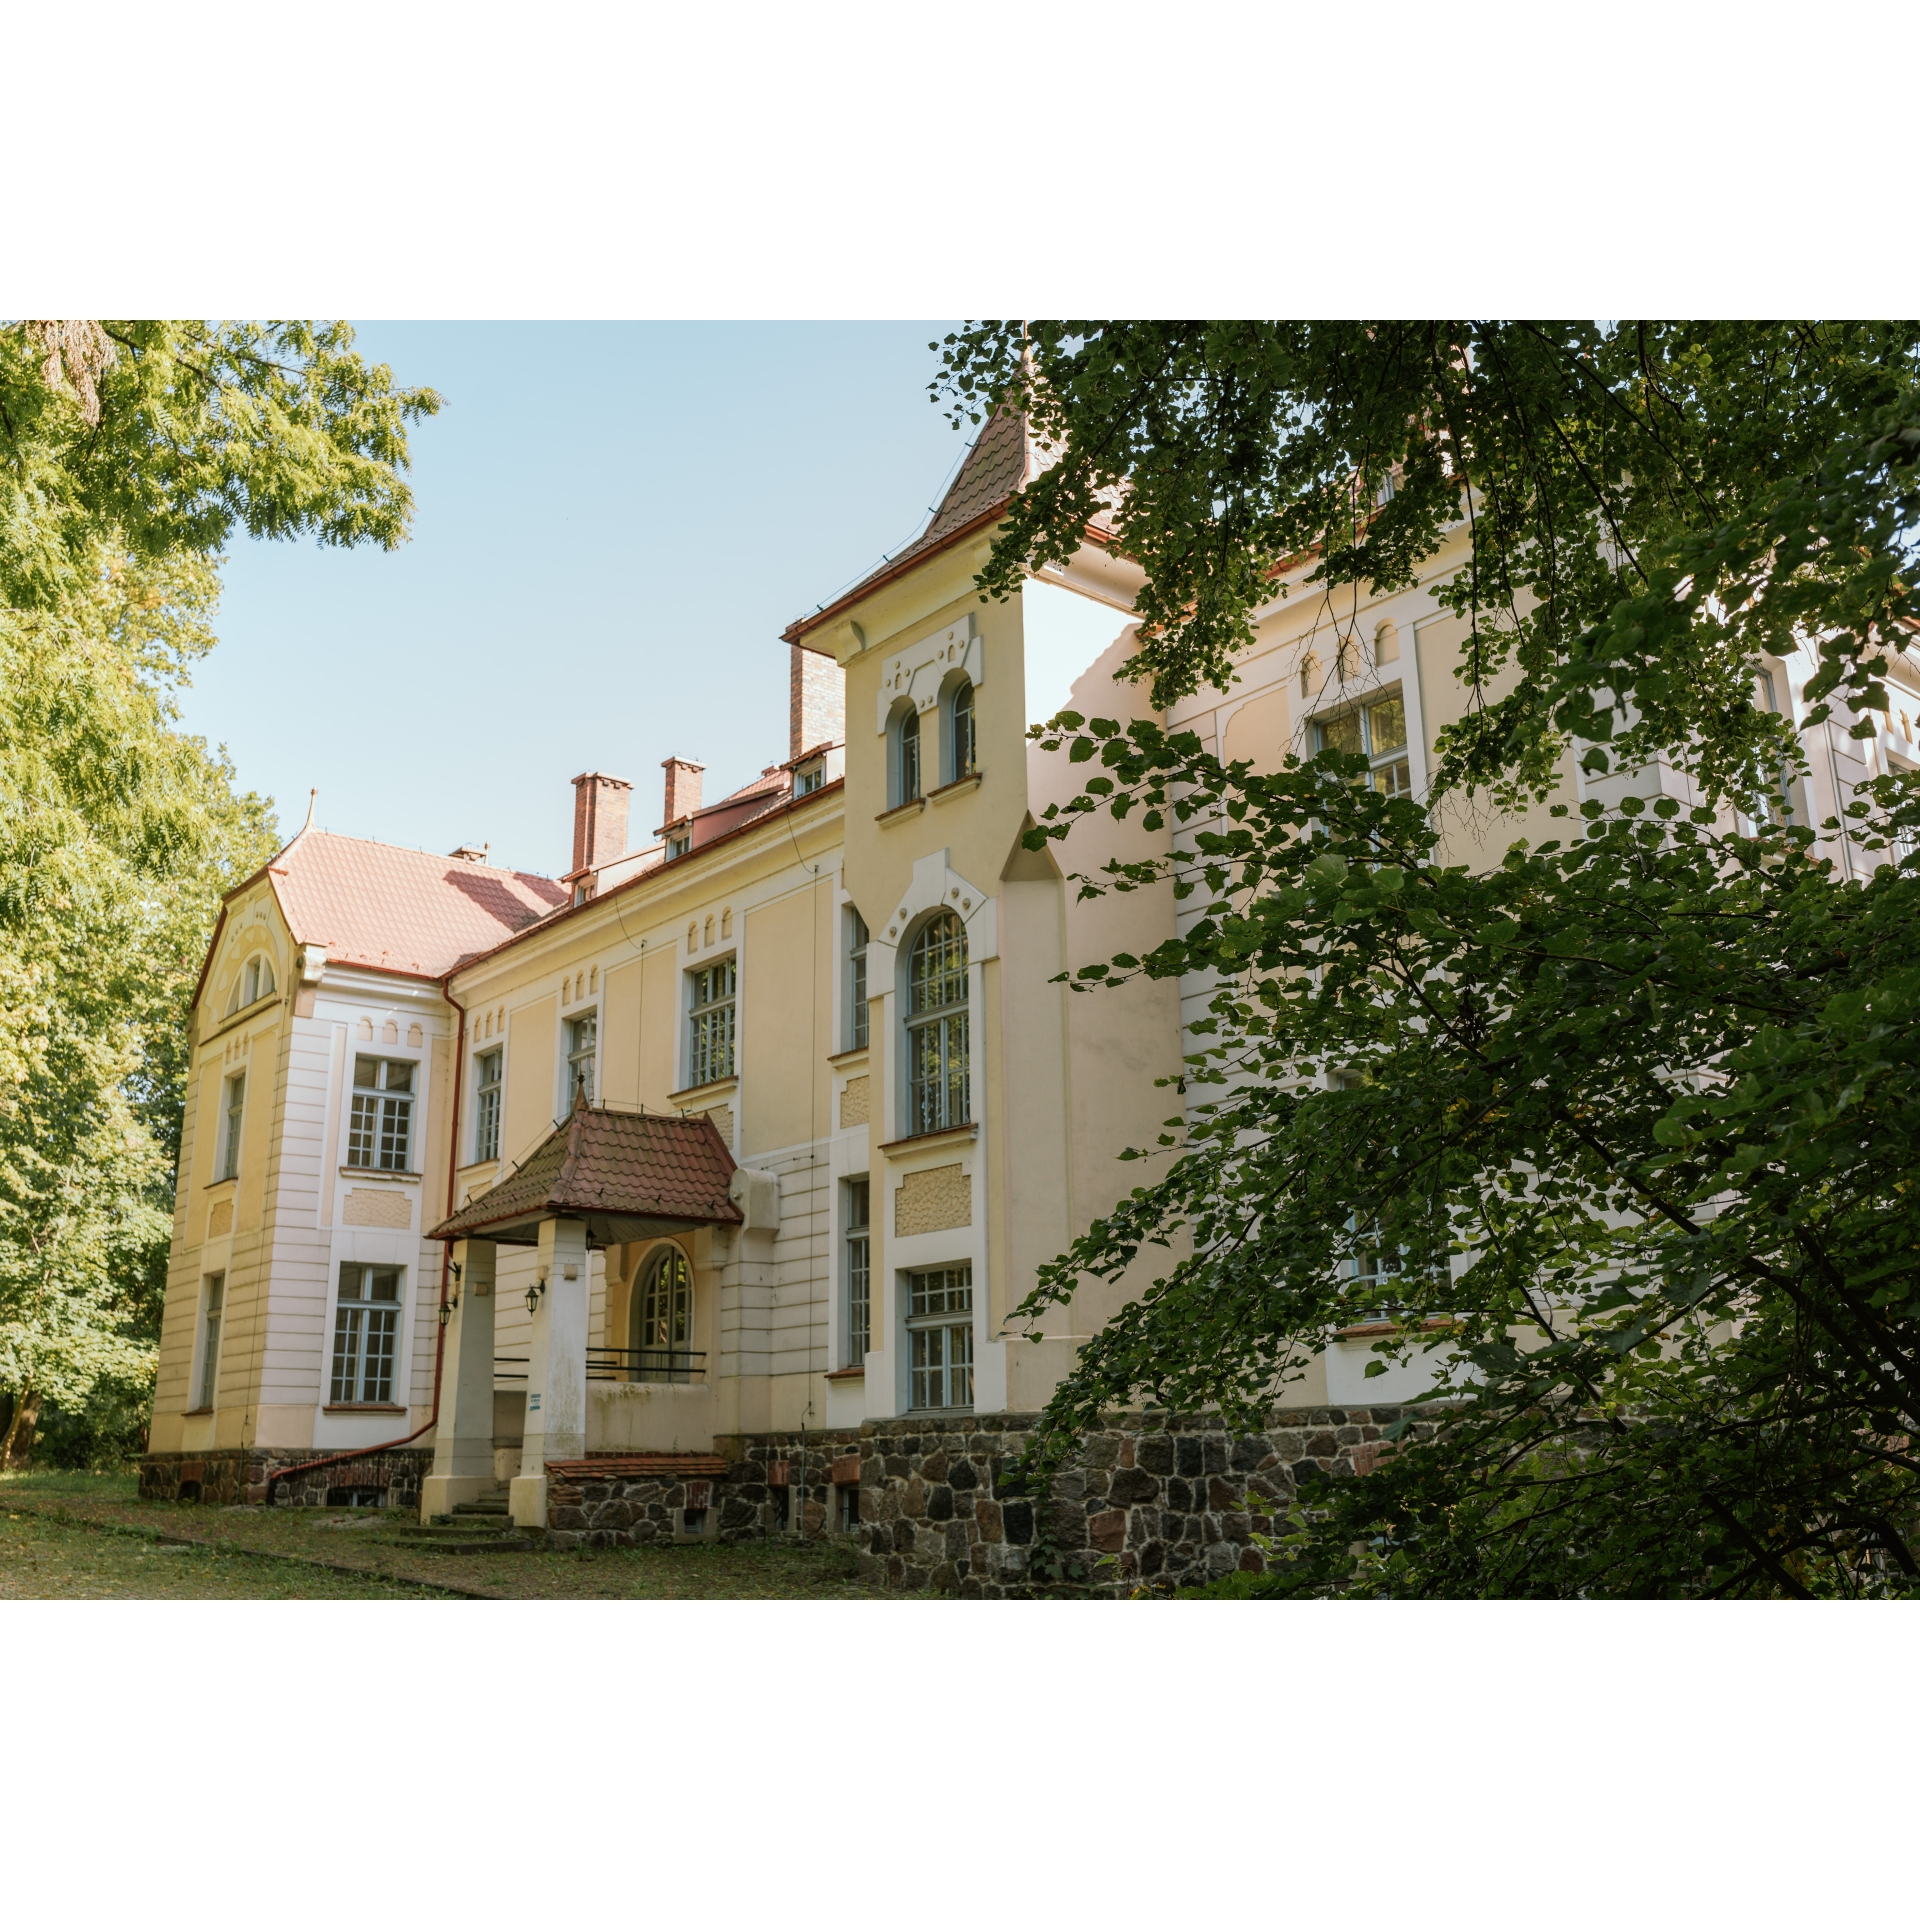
[387,1491,532,1555]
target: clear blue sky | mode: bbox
[179,322,967,876]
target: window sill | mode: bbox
[827,1045,870,1066]
[322,1403,407,1414]
[209,997,284,1040]
[825,1366,866,1381]
[1331,1316,1458,1340]
[670,1075,739,1104]
[928,772,982,806]
[875,798,925,828]
[185,1405,215,1417]
[340,1167,422,1184]
[456,1157,500,1176]
[878,1122,979,1157]
[204,1177,238,1193]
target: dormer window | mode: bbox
[226,952,276,1016]
[666,831,691,860]
[794,759,824,796]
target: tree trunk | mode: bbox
[2,1391,42,1470]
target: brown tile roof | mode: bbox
[428,1102,743,1243]
[783,409,1031,642]
[267,831,568,978]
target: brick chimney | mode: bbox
[790,641,844,763]
[567,772,631,882]
[661,757,705,830]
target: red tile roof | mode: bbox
[268,831,569,979]
[428,1103,743,1243]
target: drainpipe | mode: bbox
[264,984,471,1506]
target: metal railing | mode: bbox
[587,1347,706,1384]
[494,1354,528,1383]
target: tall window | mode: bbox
[348,1059,413,1171]
[848,909,869,1050]
[898,706,922,803]
[1316,692,1411,800]
[473,1049,502,1162]
[907,1265,973,1410]
[907,912,969,1135]
[567,1013,596,1107]
[194,1274,224,1410]
[689,958,736,1085]
[951,680,976,780]
[331,1265,402,1404]
[220,1072,247,1181]
[845,1179,871,1368]
[227,953,276,1015]
[634,1247,695,1382]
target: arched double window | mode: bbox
[632,1246,696,1382]
[225,952,275,1016]
[907,911,969,1135]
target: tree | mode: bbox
[932,323,1920,1595]
[0,321,435,1464]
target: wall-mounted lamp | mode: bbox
[526,1277,547,1316]
[439,1297,454,1328]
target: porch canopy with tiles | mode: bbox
[423,1099,743,1524]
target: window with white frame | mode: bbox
[907,1265,973,1410]
[473,1048,502,1161]
[847,908,869,1050]
[794,757,824,796]
[1316,692,1411,800]
[632,1246,696,1381]
[950,679,976,781]
[330,1265,402,1404]
[566,1012,597,1107]
[347,1058,413,1170]
[193,1274,224,1409]
[906,912,969,1135]
[688,957,736,1085]
[666,829,691,860]
[220,1071,246,1182]
[897,705,922,804]
[845,1178,870,1368]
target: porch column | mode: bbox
[508,1215,589,1529]
[422,1239,498,1521]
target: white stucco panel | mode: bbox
[874,613,981,734]
[869,849,998,963]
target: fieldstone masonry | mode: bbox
[532,1409,1421,1595]
[894,1162,970,1235]
[139,1446,434,1508]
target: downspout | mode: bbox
[264,983,470,1505]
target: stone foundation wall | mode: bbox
[533,1409,1415,1596]
[138,1447,434,1509]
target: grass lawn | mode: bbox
[0,1470,913,1601]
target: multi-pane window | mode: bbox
[227,953,275,1015]
[907,1265,973,1410]
[1316,693,1411,800]
[898,707,922,803]
[473,1049,502,1162]
[845,1178,871,1368]
[635,1247,695,1382]
[848,909,869,1050]
[689,958,736,1085]
[951,680,976,780]
[347,1059,413,1171]
[331,1265,402,1404]
[220,1073,246,1181]
[795,758,824,796]
[907,912,969,1135]
[194,1274,224,1410]
[567,1013,596,1107]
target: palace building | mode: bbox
[141,411,1917,1592]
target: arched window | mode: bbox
[950,679,976,781]
[632,1246,695,1382]
[1300,653,1319,700]
[226,952,275,1015]
[897,705,922,804]
[907,911,969,1135]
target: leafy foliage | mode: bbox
[0,319,431,1460]
[935,322,1920,807]
[953,322,1920,1596]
